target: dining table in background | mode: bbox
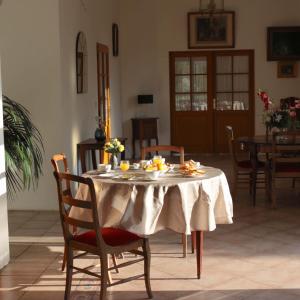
[237,134,300,204]
[70,166,233,279]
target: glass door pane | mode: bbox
[216,56,232,73]
[233,93,249,110]
[175,57,190,74]
[215,93,233,110]
[175,76,190,93]
[193,94,207,111]
[193,75,207,93]
[233,74,249,92]
[176,94,191,111]
[192,57,207,74]
[233,56,249,73]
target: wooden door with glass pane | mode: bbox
[170,50,254,153]
[214,50,254,152]
[170,52,214,153]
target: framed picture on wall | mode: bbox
[188,11,235,49]
[277,61,298,78]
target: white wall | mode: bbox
[0,60,10,269]
[120,0,300,156]
[0,0,121,210]
[0,0,62,210]
[58,0,122,173]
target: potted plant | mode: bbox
[3,95,44,198]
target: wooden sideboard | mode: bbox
[131,118,159,159]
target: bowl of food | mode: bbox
[145,170,161,180]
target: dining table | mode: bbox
[69,165,233,279]
[237,134,300,204]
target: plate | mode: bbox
[97,173,116,178]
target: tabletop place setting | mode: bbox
[90,155,207,182]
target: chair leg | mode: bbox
[111,254,119,273]
[107,256,113,285]
[100,255,108,300]
[143,239,153,299]
[271,178,276,209]
[232,171,238,201]
[64,246,73,300]
[61,246,66,271]
[191,232,196,254]
[182,234,187,258]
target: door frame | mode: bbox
[96,43,111,162]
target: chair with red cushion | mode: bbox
[269,132,300,208]
[53,171,152,300]
[226,126,267,206]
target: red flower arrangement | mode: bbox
[257,90,272,111]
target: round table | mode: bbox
[70,166,233,279]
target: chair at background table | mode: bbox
[141,145,189,257]
[141,145,184,164]
[53,172,153,300]
[226,126,267,206]
[269,132,300,208]
[77,138,127,174]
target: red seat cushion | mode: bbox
[73,228,141,247]
[275,163,300,173]
[238,160,265,169]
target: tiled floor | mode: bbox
[1,155,300,299]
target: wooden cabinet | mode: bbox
[170,50,254,153]
[131,118,159,159]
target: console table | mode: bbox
[77,137,127,174]
[131,118,159,159]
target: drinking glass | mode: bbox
[153,155,162,165]
[120,160,130,171]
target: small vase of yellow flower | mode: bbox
[104,139,125,170]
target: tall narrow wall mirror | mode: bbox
[76,32,88,93]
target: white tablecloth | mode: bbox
[70,167,233,236]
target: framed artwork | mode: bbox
[112,23,119,57]
[277,61,298,78]
[188,11,235,49]
[267,27,300,61]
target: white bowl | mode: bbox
[133,163,140,170]
[97,164,111,172]
[145,170,161,180]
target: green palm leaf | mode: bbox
[3,95,44,198]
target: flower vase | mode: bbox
[110,153,118,170]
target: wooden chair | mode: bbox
[53,171,153,300]
[269,132,300,208]
[141,145,184,164]
[51,154,119,277]
[51,154,71,271]
[141,145,189,257]
[225,126,267,206]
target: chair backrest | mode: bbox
[271,131,300,177]
[53,171,105,250]
[225,126,238,165]
[141,145,184,164]
[280,97,300,109]
[51,153,71,193]
[80,148,100,174]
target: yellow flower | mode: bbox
[118,145,125,152]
